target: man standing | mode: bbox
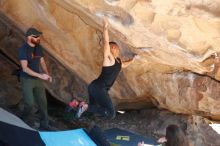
[19,27,52,130]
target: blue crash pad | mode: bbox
[39,128,97,146]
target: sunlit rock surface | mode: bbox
[0,0,220,119]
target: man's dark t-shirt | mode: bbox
[18,43,43,78]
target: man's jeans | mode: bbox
[20,77,48,127]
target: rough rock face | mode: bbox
[0,13,23,106]
[0,53,21,106]
[0,0,220,119]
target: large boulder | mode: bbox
[0,0,220,119]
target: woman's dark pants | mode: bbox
[88,83,116,119]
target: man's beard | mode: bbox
[31,38,40,45]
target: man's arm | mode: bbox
[40,57,52,82]
[20,60,50,80]
[40,57,49,75]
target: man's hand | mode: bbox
[48,76,52,83]
[38,73,50,81]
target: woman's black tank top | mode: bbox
[94,58,122,89]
